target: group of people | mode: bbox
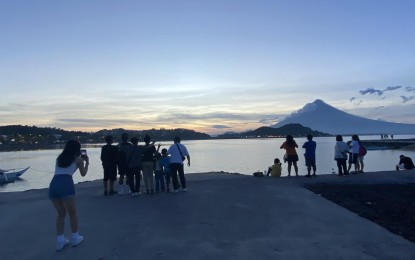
[267,134,414,178]
[48,135,190,251]
[266,134,317,177]
[101,133,190,196]
[47,132,414,252]
[272,133,365,177]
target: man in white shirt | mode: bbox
[168,136,190,193]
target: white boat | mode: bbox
[0,167,30,184]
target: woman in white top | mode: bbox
[334,135,349,176]
[347,135,360,174]
[48,140,89,251]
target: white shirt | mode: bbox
[55,161,77,175]
[168,143,189,164]
[334,141,349,159]
[349,140,360,154]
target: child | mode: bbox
[154,152,165,193]
[159,148,171,192]
[267,158,282,177]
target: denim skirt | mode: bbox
[48,174,75,199]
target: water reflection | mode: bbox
[1,135,415,192]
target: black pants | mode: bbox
[127,166,141,193]
[336,159,347,175]
[170,163,186,190]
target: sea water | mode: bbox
[1,135,415,192]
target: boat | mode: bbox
[0,167,30,184]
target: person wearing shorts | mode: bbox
[49,140,89,251]
[347,135,361,174]
[302,134,317,177]
[101,135,118,196]
[280,135,299,177]
[117,133,132,195]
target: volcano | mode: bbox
[271,99,415,135]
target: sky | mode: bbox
[1,0,414,135]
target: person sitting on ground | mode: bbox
[396,155,415,171]
[267,158,282,177]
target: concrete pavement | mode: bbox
[1,171,415,259]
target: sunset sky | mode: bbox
[1,0,414,135]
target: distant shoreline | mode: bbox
[2,137,415,152]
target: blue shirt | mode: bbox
[302,140,316,158]
[159,156,171,174]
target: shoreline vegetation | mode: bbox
[1,124,415,152]
[0,123,329,152]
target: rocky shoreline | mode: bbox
[306,183,415,243]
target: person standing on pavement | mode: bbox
[280,135,299,177]
[334,135,349,176]
[302,134,317,177]
[347,135,360,174]
[168,136,190,193]
[126,137,144,196]
[141,134,157,194]
[100,135,118,196]
[48,140,88,251]
[118,133,132,195]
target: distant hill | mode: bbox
[272,99,415,135]
[217,123,329,138]
[0,125,211,147]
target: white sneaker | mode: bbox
[182,188,188,192]
[71,235,84,247]
[56,238,69,251]
[173,189,179,193]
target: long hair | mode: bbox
[286,135,296,147]
[352,134,360,141]
[57,140,81,168]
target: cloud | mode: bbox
[405,86,415,92]
[258,115,281,124]
[375,106,385,110]
[359,88,383,96]
[400,96,415,103]
[384,86,402,92]
[211,125,231,129]
[349,97,355,103]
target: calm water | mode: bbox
[1,135,415,192]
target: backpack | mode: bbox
[359,146,367,156]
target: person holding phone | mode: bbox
[48,140,89,251]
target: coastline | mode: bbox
[1,171,415,259]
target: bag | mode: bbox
[253,171,264,177]
[359,146,367,156]
[176,143,186,161]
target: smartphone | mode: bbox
[81,149,87,156]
